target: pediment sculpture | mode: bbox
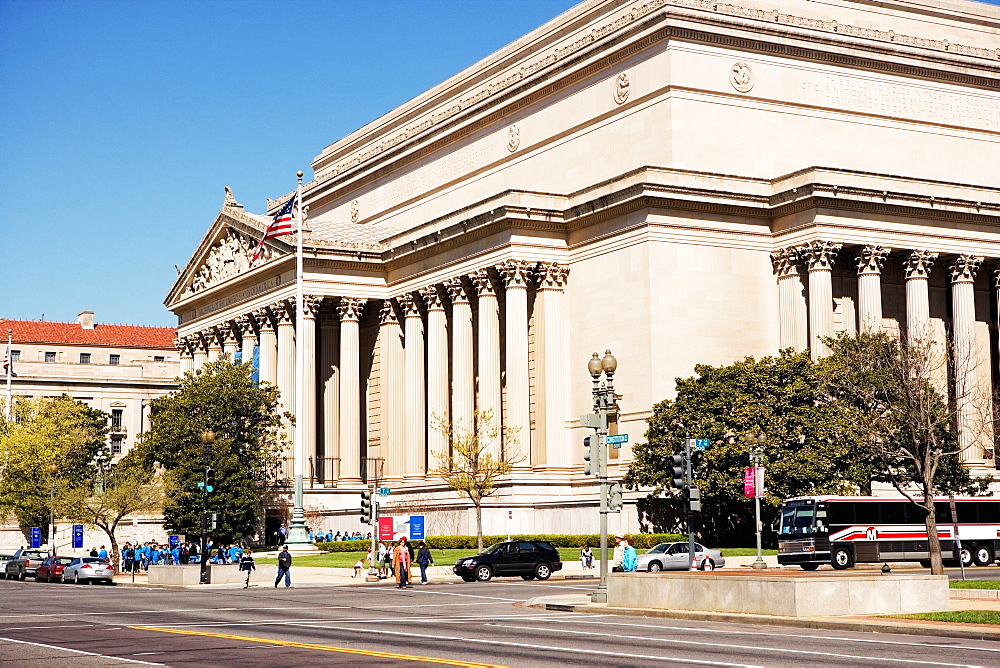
[186,228,278,294]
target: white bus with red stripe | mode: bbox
[777,495,1000,570]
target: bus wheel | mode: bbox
[973,545,994,567]
[799,563,819,571]
[831,547,854,570]
[918,560,931,568]
[959,547,973,567]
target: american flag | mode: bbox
[251,195,296,263]
[2,346,15,378]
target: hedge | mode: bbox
[315,533,685,552]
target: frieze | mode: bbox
[178,274,292,326]
[186,228,279,296]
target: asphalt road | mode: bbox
[0,577,997,667]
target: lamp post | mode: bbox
[744,433,767,570]
[199,429,215,585]
[588,349,617,604]
[47,463,59,550]
[91,445,110,495]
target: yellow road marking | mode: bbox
[129,625,505,667]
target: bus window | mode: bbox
[854,502,879,525]
[955,502,979,524]
[826,503,853,526]
[781,503,816,534]
[881,503,905,524]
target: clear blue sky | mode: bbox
[1,0,997,328]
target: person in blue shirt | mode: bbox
[97,545,109,561]
[170,544,181,565]
[622,536,638,573]
[149,545,161,566]
[229,545,242,563]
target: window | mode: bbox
[10,350,19,362]
[111,436,123,454]
[79,353,91,364]
[111,409,123,432]
[153,356,165,362]
[109,354,120,365]
[44,352,56,363]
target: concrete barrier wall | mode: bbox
[607,572,950,617]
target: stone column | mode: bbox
[338,298,364,482]
[237,314,257,366]
[499,260,533,466]
[319,309,339,484]
[254,308,277,386]
[192,333,208,369]
[275,299,296,421]
[300,296,322,481]
[950,255,983,463]
[206,328,223,363]
[448,277,475,434]
[801,241,841,359]
[856,245,891,334]
[177,337,194,375]
[423,285,449,473]
[903,250,938,344]
[380,300,406,480]
[770,247,805,350]
[536,262,571,468]
[400,293,426,479]
[472,269,502,456]
[222,323,240,357]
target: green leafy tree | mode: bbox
[625,351,867,546]
[0,396,107,540]
[133,357,285,543]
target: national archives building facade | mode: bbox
[166,0,1000,535]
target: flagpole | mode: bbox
[4,329,12,421]
[287,171,309,547]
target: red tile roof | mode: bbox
[1,319,177,349]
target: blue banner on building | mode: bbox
[409,515,425,540]
[72,524,84,549]
[30,527,41,548]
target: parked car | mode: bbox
[35,556,75,582]
[62,557,115,584]
[0,553,14,572]
[4,548,50,580]
[636,542,726,572]
[453,540,562,582]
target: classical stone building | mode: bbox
[167,0,1000,535]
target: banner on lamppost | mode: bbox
[30,527,41,548]
[744,467,765,498]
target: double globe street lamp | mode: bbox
[587,349,617,604]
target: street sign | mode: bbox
[694,438,710,450]
[606,434,628,445]
[72,524,84,549]
[30,527,41,548]
[378,487,391,497]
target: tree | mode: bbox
[0,396,108,540]
[625,351,868,546]
[430,409,522,550]
[822,332,990,574]
[133,357,285,543]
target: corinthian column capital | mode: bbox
[252,307,275,331]
[421,284,446,311]
[498,259,534,289]
[950,254,982,284]
[446,277,470,304]
[856,245,891,275]
[903,250,938,280]
[379,299,401,325]
[800,240,841,271]
[471,268,497,297]
[273,299,296,324]
[398,292,424,318]
[302,295,323,319]
[536,262,570,291]
[770,247,800,278]
[338,297,365,322]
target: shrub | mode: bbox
[314,533,685,552]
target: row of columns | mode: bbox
[175,260,571,486]
[771,241,991,462]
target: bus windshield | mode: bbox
[781,501,817,535]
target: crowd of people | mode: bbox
[114,540,248,571]
[309,530,371,543]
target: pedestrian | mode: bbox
[622,535,638,573]
[277,524,288,545]
[392,537,412,588]
[122,543,135,573]
[274,545,292,588]
[377,541,388,578]
[612,534,625,572]
[416,541,434,585]
[353,557,364,577]
[580,544,594,569]
[239,549,256,588]
[89,547,98,557]
[98,545,108,560]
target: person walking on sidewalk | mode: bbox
[392,537,412,588]
[240,549,256,588]
[274,546,292,588]
[416,541,434,584]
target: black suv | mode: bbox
[453,540,562,582]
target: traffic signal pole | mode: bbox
[686,435,696,571]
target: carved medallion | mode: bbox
[730,62,754,93]
[507,125,520,153]
[351,200,359,223]
[614,72,630,105]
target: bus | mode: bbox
[777,495,1000,570]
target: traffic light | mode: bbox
[360,490,373,524]
[583,436,594,476]
[205,468,216,493]
[670,454,687,489]
[608,482,623,511]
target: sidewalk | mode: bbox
[523,590,1000,642]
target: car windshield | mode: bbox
[53,557,74,565]
[646,544,669,554]
[81,558,107,564]
[481,544,506,555]
[21,551,46,559]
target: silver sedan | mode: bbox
[636,542,726,571]
[62,557,115,584]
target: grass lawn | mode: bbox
[949,580,1000,589]
[890,611,1000,625]
[714,548,778,557]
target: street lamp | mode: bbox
[743,433,767,570]
[91,445,111,495]
[588,349,617,604]
[199,429,215,585]
[47,463,59,550]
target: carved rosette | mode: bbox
[903,250,938,280]
[536,262,570,291]
[398,293,424,318]
[856,245,892,276]
[421,285,446,311]
[446,277,470,304]
[273,299,296,324]
[769,247,800,278]
[949,254,982,284]
[800,241,841,272]
[338,297,365,323]
[301,295,323,319]
[498,260,534,289]
[471,269,497,297]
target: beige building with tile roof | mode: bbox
[167,0,1000,536]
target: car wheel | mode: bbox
[973,545,994,567]
[72,572,80,584]
[534,563,552,580]
[800,563,819,571]
[18,569,25,581]
[831,547,854,570]
[475,565,493,582]
[700,559,715,571]
[520,574,536,580]
[648,561,662,572]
